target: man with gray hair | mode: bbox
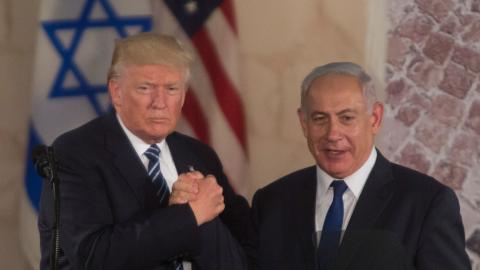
[247,62,470,270]
[38,33,249,270]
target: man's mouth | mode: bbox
[149,117,169,123]
[323,149,347,157]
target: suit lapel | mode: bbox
[291,167,317,270]
[335,151,396,270]
[103,113,151,205]
[166,132,208,175]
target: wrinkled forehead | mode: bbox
[304,74,368,111]
[115,63,190,84]
[308,73,364,97]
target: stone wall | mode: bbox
[0,0,38,269]
[383,0,480,267]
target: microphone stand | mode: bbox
[32,145,60,270]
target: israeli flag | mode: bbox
[20,0,151,267]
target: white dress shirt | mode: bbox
[117,115,191,270]
[117,115,179,190]
[315,147,377,243]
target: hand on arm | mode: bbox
[188,174,225,225]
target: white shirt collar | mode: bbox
[116,114,168,157]
[316,147,377,198]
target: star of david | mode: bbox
[42,0,151,116]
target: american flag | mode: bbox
[152,0,248,195]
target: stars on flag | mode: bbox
[42,0,151,116]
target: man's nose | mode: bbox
[325,120,342,141]
[151,89,167,109]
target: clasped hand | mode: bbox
[169,171,225,225]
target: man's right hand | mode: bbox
[188,175,225,226]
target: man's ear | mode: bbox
[108,79,121,109]
[179,85,187,108]
[297,108,308,138]
[370,102,384,135]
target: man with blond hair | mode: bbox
[38,33,248,270]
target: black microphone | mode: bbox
[32,144,61,270]
[32,145,56,180]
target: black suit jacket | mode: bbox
[38,113,249,270]
[248,151,470,270]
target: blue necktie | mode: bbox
[144,144,170,205]
[144,145,183,270]
[317,180,348,270]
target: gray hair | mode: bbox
[300,62,378,112]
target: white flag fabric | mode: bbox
[21,0,152,267]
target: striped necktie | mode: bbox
[144,144,169,205]
[144,145,183,270]
[317,180,348,270]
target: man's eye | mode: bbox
[341,115,354,122]
[167,86,182,95]
[137,86,150,92]
[312,116,327,123]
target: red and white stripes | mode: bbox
[152,0,248,195]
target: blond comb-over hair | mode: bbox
[107,32,193,82]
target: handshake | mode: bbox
[169,171,225,226]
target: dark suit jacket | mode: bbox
[247,151,471,270]
[38,113,249,270]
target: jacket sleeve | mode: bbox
[193,218,247,270]
[197,141,251,246]
[39,142,200,270]
[243,190,262,270]
[415,186,471,270]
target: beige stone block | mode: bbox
[0,222,29,270]
[275,60,313,141]
[248,134,312,196]
[0,128,26,224]
[0,1,8,44]
[242,59,281,138]
[242,48,323,196]
[237,0,316,55]
[0,52,33,134]
[7,0,39,52]
[237,0,366,63]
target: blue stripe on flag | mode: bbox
[25,124,45,212]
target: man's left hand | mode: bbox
[169,171,203,205]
